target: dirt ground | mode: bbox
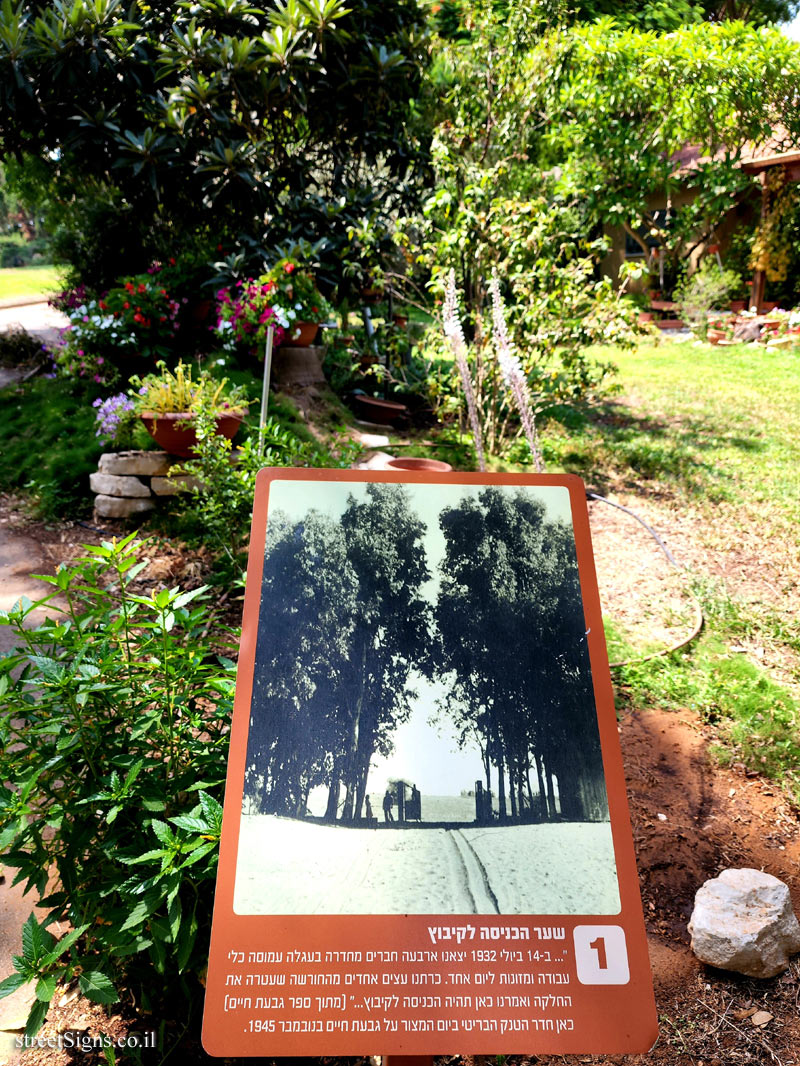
[1,487,799,1066]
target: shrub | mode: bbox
[676,259,741,337]
[174,403,355,574]
[0,326,49,367]
[52,274,184,382]
[0,535,236,1036]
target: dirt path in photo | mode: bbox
[448,830,500,915]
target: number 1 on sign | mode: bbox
[573,926,630,985]
[589,937,607,970]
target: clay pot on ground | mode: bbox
[360,287,384,304]
[351,394,409,425]
[282,321,319,347]
[385,457,452,473]
[730,300,747,314]
[706,329,726,345]
[140,411,244,458]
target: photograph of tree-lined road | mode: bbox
[234,479,619,915]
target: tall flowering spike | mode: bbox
[443,270,486,472]
[489,270,544,474]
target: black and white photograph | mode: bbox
[233,479,619,916]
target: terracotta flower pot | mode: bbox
[140,411,244,458]
[282,321,319,347]
[730,300,746,314]
[385,457,452,473]
[360,287,384,304]
[351,395,409,425]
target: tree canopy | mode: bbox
[434,487,608,823]
[245,484,431,822]
[0,0,430,287]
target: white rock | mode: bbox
[688,868,800,978]
[99,451,172,476]
[90,472,150,498]
[94,494,155,518]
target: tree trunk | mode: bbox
[324,777,340,822]
[341,637,369,820]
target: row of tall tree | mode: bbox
[246,484,431,820]
[244,484,608,824]
[435,488,607,822]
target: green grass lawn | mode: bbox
[542,337,800,521]
[537,336,800,795]
[0,264,63,302]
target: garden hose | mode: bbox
[585,491,704,669]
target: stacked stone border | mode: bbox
[91,452,202,518]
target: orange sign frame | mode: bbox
[202,469,658,1056]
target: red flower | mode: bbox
[99,300,107,310]
[125,282,135,293]
[284,263,295,274]
[137,283,146,294]
[123,302,130,309]
[169,257,176,266]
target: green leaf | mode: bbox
[150,819,174,845]
[198,791,223,835]
[118,888,162,933]
[21,914,54,966]
[35,975,56,1003]
[24,997,49,1038]
[38,926,89,967]
[169,815,208,833]
[78,971,118,1005]
[0,972,28,999]
[167,894,182,941]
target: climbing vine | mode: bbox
[751,170,800,283]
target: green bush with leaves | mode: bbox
[675,259,742,337]
[0,534,236,1036]
[173,403,360,575]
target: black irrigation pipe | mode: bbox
[586,491,704,669]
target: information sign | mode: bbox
[202,469,658,1056]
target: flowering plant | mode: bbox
[129,361,250,417]
[52,274,183,381]
[263,259,334,327]
[214,279,286,357]
[92,393,138,446]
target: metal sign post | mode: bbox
[258,325,275,456]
